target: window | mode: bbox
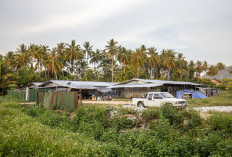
[148,94,153,100]
[153,94,162,99]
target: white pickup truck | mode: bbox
[132,92,187,108]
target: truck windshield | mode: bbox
[160,92,174,98]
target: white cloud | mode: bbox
[0,0,232,66]
[15,0,144,37]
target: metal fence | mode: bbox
[41,91,79,112]
[7,90,26,100]
[8,89,80,112]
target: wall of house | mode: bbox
[117,86,161,98]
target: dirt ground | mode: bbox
[82,100,132,105]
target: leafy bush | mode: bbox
[160,103,184,126]
[217,84,227,90]
[37,111,72,130]
[72,106,110,129]
[184,109,203,129]
[25,106,45,117]
[112,117,135,131]
[2,98,232,156]
[141,108,160,121]
[206,113,232,134]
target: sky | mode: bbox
[0,0,232,66]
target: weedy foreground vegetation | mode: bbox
[1,95,232,156]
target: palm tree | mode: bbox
[90,49,101,68]
[163,49,176,80]
[217,62,226,82]
[117,46,131,74]
[47,48,63,80]
[65,40,83,74]
[83,42,93,64]
[188,60,195,80]
[16,44,30,67]
[147,47,159,79]
[105,39,118,82]
[56,43,66,78]
[207,65,218,77]
[29,44,43,72]
[196,61,203,78]
[159,50,166,79]
[174,53,187,80]
[4,51,17,70]
[202,61,208,75]
[132,46,147,78]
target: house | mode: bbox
[38,80,116,99]
[109,79,202,98]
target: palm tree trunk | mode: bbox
[150,65,153,80]
[161,68,163,79]
[168,68,171,80]
[62,70,64,79]
[123,60,126,73]
[45,68,47,81]
[221,70,223,83]
[137,67,139,78]
[111,57,114,82]
[48,71,50,80]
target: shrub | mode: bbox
[37,111,72,130]
[141,108,160,121]
[72,106,110,130]
[112,117,135,131]
[217,84,226,90]
[150,116,173,139]
[184,109,203,129]
[160,103,184,126]
[206,113,232,134]
[25,106,45,117]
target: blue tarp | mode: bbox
[176,90,207,99]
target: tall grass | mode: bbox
[1,98,232,156]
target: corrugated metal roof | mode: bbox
[32,82,43,86]
[108,83,162,88]
[39,80,116,89]
[117,79,201,86]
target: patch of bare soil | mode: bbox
[19,102,36,105]
[200,113,211,120]
[69,112,76,119]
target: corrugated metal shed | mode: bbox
[110,78,202,89]
[39,80,117,89]
[115,79,201,86]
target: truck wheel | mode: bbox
[137,102,145,108]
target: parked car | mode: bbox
[132,92,187,108]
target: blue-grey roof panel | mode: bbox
[39,80,117,89]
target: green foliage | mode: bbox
[206,113,232,134]
[160,103,184,126]
[112,117,135,131]
[217,83,227,90]
[2,99,232,156]
[200,78,215,86]
[141,107,160,121]
[17,66,44,87]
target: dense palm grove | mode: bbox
[0,39,229,93]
